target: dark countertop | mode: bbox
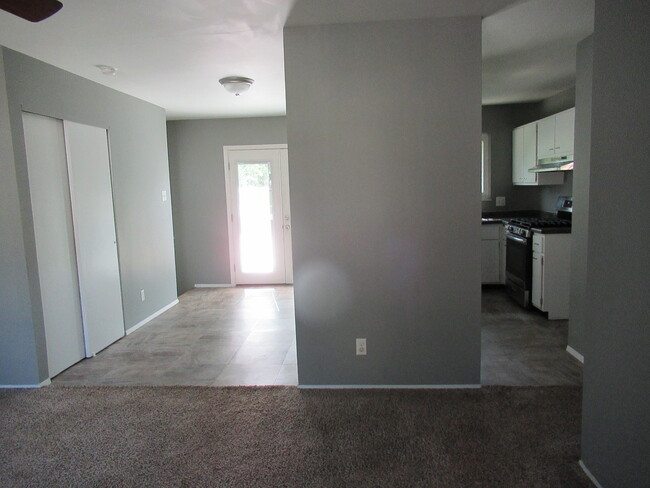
[530,227,572,234]
[481,210,556,225]
[481,217,507,225]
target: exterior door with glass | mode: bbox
[225,146,292,285]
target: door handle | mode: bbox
[284,224,291,230]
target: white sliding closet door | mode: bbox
[63,120,125,355]
[23,113,85,377]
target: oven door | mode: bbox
[506,233,532,290]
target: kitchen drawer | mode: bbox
[481,224,501,240]
[532,233,544,253]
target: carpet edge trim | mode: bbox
[298,384,482,389]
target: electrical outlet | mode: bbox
[356,338,367,356]
[140,289,145,302]
[496,196,506,207]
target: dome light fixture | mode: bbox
[219,76,254,96]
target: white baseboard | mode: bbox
[298,384,482,390]
[566,345,585,363]
[0,378,51,389]
[126,299,179,335]
[579,460,604,488]
[194,284,235,288]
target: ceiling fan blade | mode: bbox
[0,0,63,22]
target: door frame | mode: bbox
[223,144,290,285]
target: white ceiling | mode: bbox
[482,0,594,104]
[0,0,594,119]
[285,0,519,25]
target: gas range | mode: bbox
[504,196,573,308]
[506,217,571,237]
[506,197,573,237]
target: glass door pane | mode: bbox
[238,162,274,273]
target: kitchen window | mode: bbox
[482,133,491,201]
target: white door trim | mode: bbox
[223,144,289,285]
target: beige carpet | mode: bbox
[0,385,591,487]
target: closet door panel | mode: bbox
[23,113,85,376]
[64,120,125,355]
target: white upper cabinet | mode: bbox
[521,122,538,185]
[537,108,575,160]
[554,108,575,157]
[536,116,556,159]
[512,121,564,186]
[512,124,524,183]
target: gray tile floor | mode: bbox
[481,286,582,386]
[53,285,581,387]
[53,286,297,386]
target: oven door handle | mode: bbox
[506,233,528,244]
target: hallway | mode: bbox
[53,286,297,386]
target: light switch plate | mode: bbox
[162,190,168,202]
[356,338,367,355]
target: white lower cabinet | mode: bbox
[481,224,503,284]
[500,225,506,284]
[531,233,571,319]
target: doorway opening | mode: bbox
[480,285,581,386]
[51,144,298,387]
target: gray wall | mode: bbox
[0,49,42,385]
[167,117,288,294]
[284,17,482,385]
[580,2,650,487]
[0,48,178,385]
[567,36,593,357]
[482,103,547,212]
[482,89,575,214]
[537,87,576,119]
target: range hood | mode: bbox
[529,155,574,173]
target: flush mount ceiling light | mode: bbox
[96,64,117,76]
[219,76,254,96]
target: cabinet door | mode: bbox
[481,239,501,284]
[521,123,538,184]
[532,251,544,310]
[537,116,556,159]
[554,108,575,156]
[512,126,524,184]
